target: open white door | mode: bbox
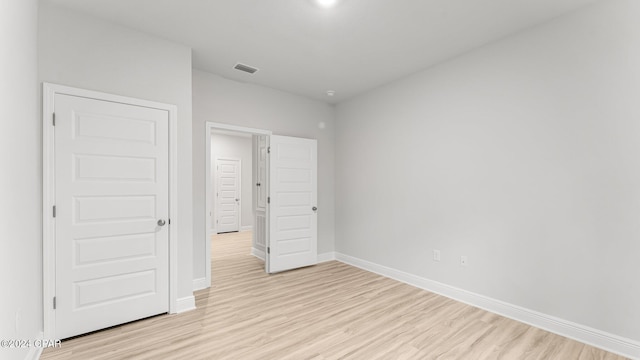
[54,93,169,339]
[267,135,317,273]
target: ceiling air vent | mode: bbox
[233,63,259,74]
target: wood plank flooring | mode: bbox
[42,231,627,359]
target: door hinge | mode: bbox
[52,205,56,218]
[267,147,271,154]
[267,197,270,204]
[52,113,56,126]
[267,247,270,254]
[53,297,56,310]
[168,219,171,225]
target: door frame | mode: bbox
[213,157,242,234]
[204,122,271,289]
[42,83,180,339]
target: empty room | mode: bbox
[2,0,640,359]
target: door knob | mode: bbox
[157,219,166,226]
[312,206,318,211]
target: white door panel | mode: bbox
[268,135,317,273]
[54,94,169,339]
[216,158,240,233]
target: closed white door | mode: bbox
[54,93,169,339]
[216,159,240,233]
[268,135,317,273]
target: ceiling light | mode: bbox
[326,90,335,96]
[316,0,338,8]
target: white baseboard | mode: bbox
[251,247,265,261]
[193,277,208,291]
[317,252,336,263]
[241,225,254,232]
[335,252,640,360]
[24,331,44,360]
[175,295,196,314]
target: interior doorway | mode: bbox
[203,122,320,287]
[204,123,271,287]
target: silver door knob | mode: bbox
[157,219,166,226]
[312,206,318,211]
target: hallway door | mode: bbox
[216,158,241,233]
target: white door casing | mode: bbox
[268,135,318,273]
[215,158,240,233]
[256,135,268,210]
[253,135,268,258]
[43,83,179,340]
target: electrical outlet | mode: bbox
[433,250,441,262]
[460,256,468,267]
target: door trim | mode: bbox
[42,83,180,339]
[204,122,271,289]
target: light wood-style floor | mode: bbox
[42,231,627,360]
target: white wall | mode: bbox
[38,3,194,300]
[211,133,253,232]
[336,0,640,344]
[0,1,40,359]
[193,69,335,280]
